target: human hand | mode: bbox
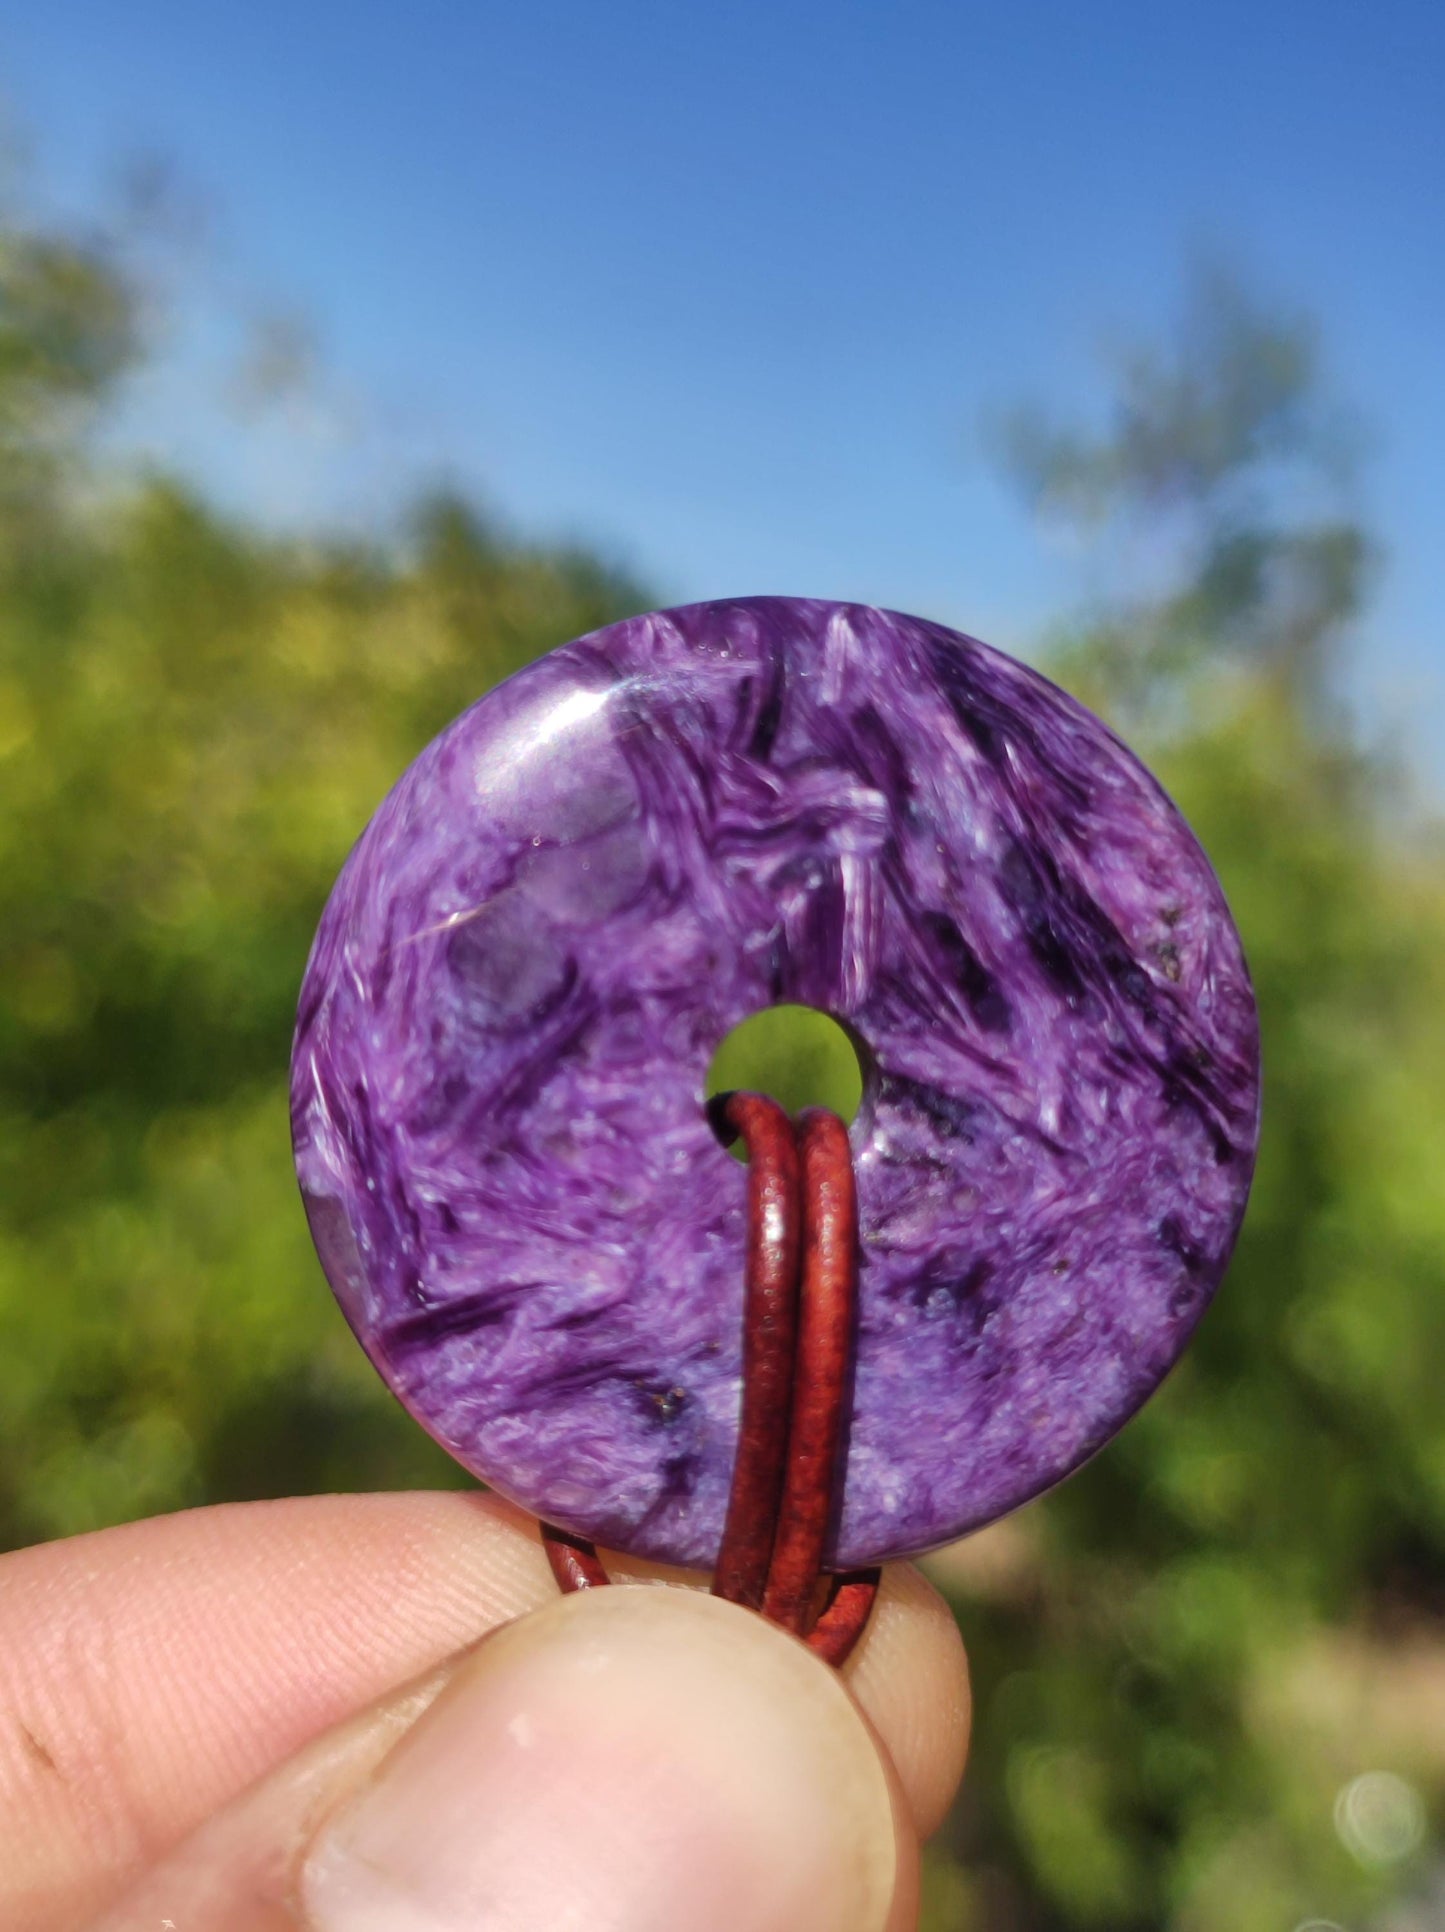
[1,1492,970,1930]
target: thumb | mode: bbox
[92,1584,919,1932]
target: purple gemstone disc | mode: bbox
[291,598,1259,1568]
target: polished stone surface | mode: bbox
[292,599,1260,1567]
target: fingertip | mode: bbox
[842,1562,971,1841]
[576,1543,971,1843]
[299,1586,902,1932]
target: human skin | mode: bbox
[0,1491,969,1931]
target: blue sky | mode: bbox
[6,1,1443,779]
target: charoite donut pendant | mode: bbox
[291,597,1260,1569]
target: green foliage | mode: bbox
[1,199,1441,1932]
[0,209,139,551]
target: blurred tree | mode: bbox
[995,261,1374,722]
[917,268,1445,1931]
[0,205,139,549]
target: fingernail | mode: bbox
[300,1585,898,1932]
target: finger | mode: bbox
[840,1561,970,1840]
[91,1587,922,1932]
[2,1490,554,1930]
[1,1493,968,1927]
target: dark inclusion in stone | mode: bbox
[291,598,1260,1569]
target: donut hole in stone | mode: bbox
[706,1004,863,1159]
